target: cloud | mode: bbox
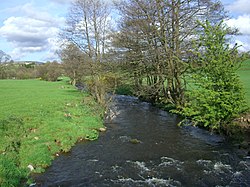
[224,0,250,52]
[225,15,250,35]
[16,3,66,26]
[0,3,65,60]
[41,38,62,61]
[0,16,58,52]
[227,0,250,14]
[229,35,250,52]
[235,38,250,52]
[49,0,73,5]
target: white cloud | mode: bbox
[227,0,250,14]
[10,48,28,60]
[20,3,58,23]
[229,35,250,52]
[225,15,250,35]
[224,0,250,52]
[0,16,58,52]
[236,39,250,52]
[41,38,62,61]
[0,3,65,61]
[49,0,73,4]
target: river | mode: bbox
[33,95,250,186]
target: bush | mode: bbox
[36,62,63,81]
[175,21,248,132]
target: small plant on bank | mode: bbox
[175,21,248,132]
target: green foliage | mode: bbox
[0,79,104,185]
[0,155,28,187]
[115,84,133,95]
[176,21,248,131]
[36,62,63,81]
[0,63,37,80]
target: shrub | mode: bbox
[175,21,248,132]
[36,62,63,81]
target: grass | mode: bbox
[238,59,250,106]
[0,79,104,186]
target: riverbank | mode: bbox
[116,59,250,151]
[34,95,250,186]
[0,79,104,186]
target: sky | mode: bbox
[0,0,250,62]
[0,0,71,62]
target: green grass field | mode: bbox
[0,79,104,186]
[239,59,250,106]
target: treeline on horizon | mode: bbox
[0,61,62,81]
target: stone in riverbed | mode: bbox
[130,138,141,144]
[27,164,34,171]
[99,127,107,132]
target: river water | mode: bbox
[34,95,250,187]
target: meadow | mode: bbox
[0,79,104,186]
[239,59,250,106]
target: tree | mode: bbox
[62,0,112,62]
[36,62,63,81]
[61,0,116,107]
[113,0,227,106]
[60,43,92,86]
[0,64,7,79]
[0,50,12,63]
[176,21,247,131]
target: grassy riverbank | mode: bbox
[0,79,104,186]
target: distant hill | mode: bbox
[14,61,44,65]
[0,50,12,63]
[0,51,45,65]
